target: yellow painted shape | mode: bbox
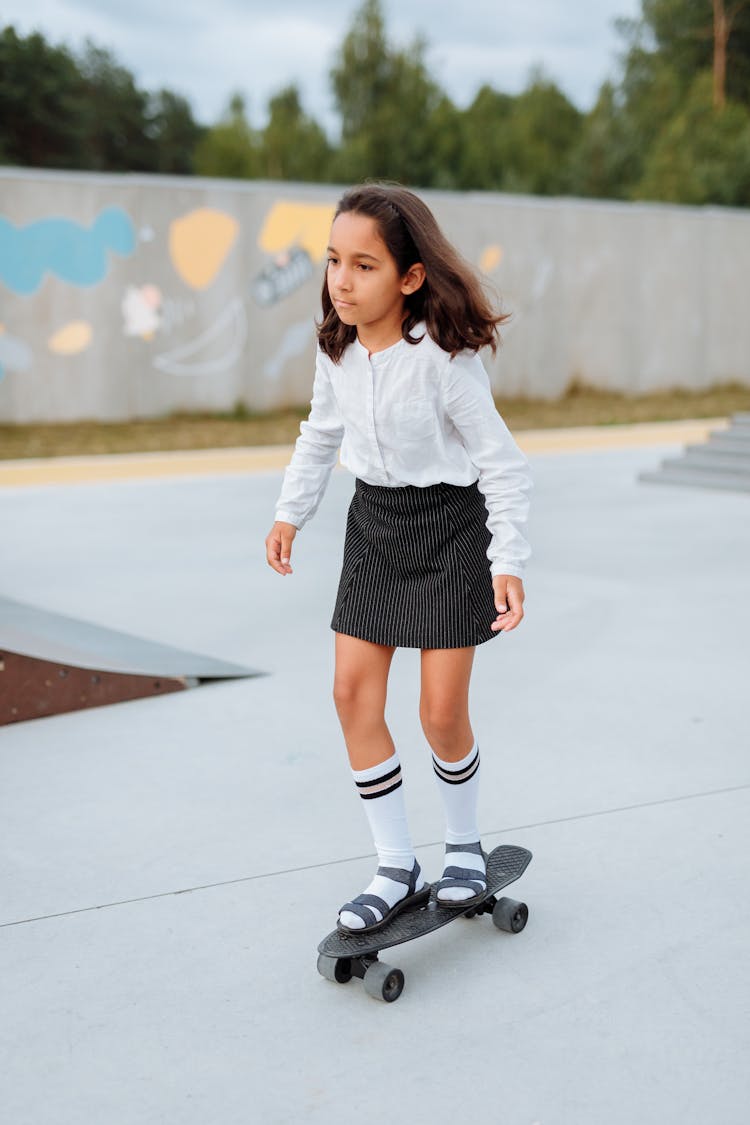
[48,320,93,355]
[169,208,239,290]
[479,245,503,273]
[258,201,336,262]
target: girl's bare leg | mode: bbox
[420,646,486,904]
[419,646,476,762]
[333,633,396,771]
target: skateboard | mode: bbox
[317,844,532,1003]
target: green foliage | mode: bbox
[643,0,750,105]
[502,74,583,194]
[0,26,88,168]
[635,71,750,204]
[456,86,516,190]
[258,86,331,181]
[147,90,205,175]
[4,1,750,208]
[0,24,201,173]
[330,1,442,184]
[193,93,260,179]
[76,42,153,171]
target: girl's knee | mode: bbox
[332,674,357,716]
[419,698,470,753]
[333,674,382,726]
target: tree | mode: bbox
[456,75,581,195]
[147,89,204,174]
[455,86,515,190]
[502,73,582,195]
[635,69,750,203]
[259,85,331,181]
[329,0,443,184]
[193,93,260,179]
[0,26,88,168]
[712,0,749,107]
[640,0,750,106]
[75,42,155,171]
[566,82,634,198]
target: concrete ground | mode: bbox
[1,424,748,1125]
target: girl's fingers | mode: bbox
[491,575,525,631]
[265,523,296,575]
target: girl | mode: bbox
[265,184,531,935]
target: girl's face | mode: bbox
[326,212,424,344]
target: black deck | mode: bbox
[318,844,532,959]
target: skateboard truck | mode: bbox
[316,952,406,1003]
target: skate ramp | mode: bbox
[0,595,261,725]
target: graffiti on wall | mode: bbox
[0,196,336,387]
[0,189,521,394]
[0,209,136,295]
[0,207,137,379]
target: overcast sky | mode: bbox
[4,0,643,131]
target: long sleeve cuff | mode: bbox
[490,560,526,579]
[273,510,303,529]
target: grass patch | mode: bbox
[1,383,749,461]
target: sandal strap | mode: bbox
[436,864,486,894]
[445,841,483,855]
[339,892,391,927]
[376,861,420,893]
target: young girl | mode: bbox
[265,184,531,935]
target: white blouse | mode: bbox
[274,328,532,578]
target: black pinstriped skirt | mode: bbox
[330,478,499,649]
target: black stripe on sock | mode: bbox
[432,752,480,786]
[354,764,401,790]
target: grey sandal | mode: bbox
[435,842,488,908]
[337,860,430,935]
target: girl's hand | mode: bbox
[491,575,525,632]
[265,521,297,575]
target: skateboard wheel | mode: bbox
[492,897,529,933]
[317,954,352,984]
[363,962,404,1003]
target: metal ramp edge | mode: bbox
[0,596,263,726]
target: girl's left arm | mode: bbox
[443,352,532,626]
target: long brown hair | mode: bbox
[317,183,508,363]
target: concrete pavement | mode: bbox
[1,423,748,1125]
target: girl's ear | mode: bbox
[400,262,426,295]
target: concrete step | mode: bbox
[641,413,750,493]
[698,435,750,454]
[685,442,750,461]
[664,452,750,475]
[640,466,750,493]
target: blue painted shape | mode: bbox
[0,208,136,295]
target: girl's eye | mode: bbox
[326,257,338,266]
[357,264,372,271]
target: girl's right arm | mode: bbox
[266,349,344,574]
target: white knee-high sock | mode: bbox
[432,742,481,844]
[432,742,486,903]
[338,752,423,930]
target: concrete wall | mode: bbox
[1,168,749,424]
